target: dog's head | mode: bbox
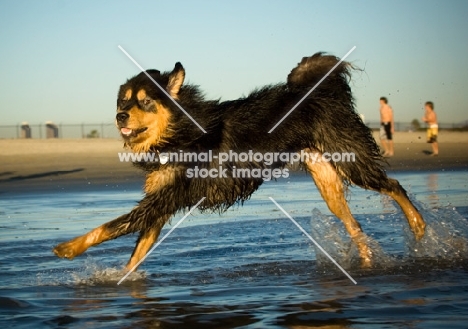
[116,63,185,152]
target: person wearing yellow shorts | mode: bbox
[422,101,438,156]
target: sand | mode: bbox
[1,139,144,194]
[1,131,467,194]
[370,131,468,171]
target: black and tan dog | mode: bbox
[53,53,426,269]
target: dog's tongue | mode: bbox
[121,128,133,136]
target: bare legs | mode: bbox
[431,141,439,156]
[381,139,394,157]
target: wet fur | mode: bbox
[53,53,425,269]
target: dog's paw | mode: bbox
[360,254,373,268]
[53,238,85,259]
[357,243,373,268]
[412,220,426,241]
[353,233,373,268]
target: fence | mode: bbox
[0,123,120,139]
[0,121,467,139]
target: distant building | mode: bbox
[20,122,31,138]
[45,121,59,138]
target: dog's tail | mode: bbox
[287,52,352,88]
[287,53,393,191]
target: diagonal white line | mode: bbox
[268,46,356,133]
[269,197,357,284]
[117,45,207,133]
[117,197,206,285]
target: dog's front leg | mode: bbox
[53,213,135,260]
[125,216,169,271]
[54,168,184,267]
[122,169,184,270]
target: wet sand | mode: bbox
[1,131,467,194]
[370,130,468,171]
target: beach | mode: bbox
[1,131,467,194]
[1,132,468,328]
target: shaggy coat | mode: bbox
[53,53,426,270]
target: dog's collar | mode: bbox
[156,150,169,164]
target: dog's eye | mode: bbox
[142,98,151,106]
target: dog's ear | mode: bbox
[146,69,161,77]
[166,62,185,99]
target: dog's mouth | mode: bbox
[120,127,148,138]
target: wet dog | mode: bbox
[53,53,426,269]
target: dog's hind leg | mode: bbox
[53,213,137,260]
[369,178,426,240]
[304,153,373,267]
[340,150,426,240]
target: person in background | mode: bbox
[422,101,438,156]
[379,97,394,157]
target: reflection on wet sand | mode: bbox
[427,173,439,208]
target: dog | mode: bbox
[53,53,426,269]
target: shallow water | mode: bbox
[1,170,468,328]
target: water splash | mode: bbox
[36,257,146,286]
[70,257,147,285]
[309,201,468,273]
[405,201,468,260]
[309,209,395,271]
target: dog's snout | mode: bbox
[116,112,129,123]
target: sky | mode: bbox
[0,0,467,126]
